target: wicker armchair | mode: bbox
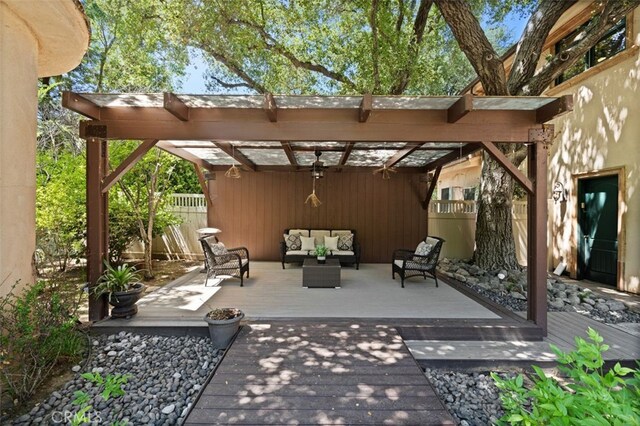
[199,236,250,287]
[392,236,444,288]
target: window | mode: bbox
[440,187,450,200]
[555,17,626,84]
[463,187,477,201]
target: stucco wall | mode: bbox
[547,10,640,293]
[0,1,88,298]
[0,4,38,296]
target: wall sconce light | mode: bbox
[552,181,568,204]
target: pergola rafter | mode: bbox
[63,91,572,335]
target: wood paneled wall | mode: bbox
[207,171,427,263]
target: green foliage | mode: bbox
[81,372,131,401]
[492,328,640,425]
[0,281,85,403]
[71,373,131,426]
[314,244,328,257]
[92,262,142,300]
[36,151,86,272]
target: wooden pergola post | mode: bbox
[86,137,109,321]
[527,128,551,334]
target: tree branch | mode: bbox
[209,75,257,90]
[225,17,357,90]
[435,0,506,95]
[199,45,267,93]
[390,0,433,94]
[521,0,640,95]
[370,0,381,93]
[507,0,576,94]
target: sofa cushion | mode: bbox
[301,236,316,251]
[331,250,354,256]
[284,233,302,250]
[310,230,331,246]
[324,236,339,251]
[289,229,310,237]
[332,230,352,237]
[286,250,310,255]
[337,234,354,251]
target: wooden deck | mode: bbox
[185,323,454,425]
[407,311,640,367]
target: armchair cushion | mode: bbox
[210,242,229,265]
[413,241,433,263]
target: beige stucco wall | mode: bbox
[0,1,88,298]
[547,10,640,294]
[437,155,481,200]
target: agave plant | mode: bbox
[91,261,142,301]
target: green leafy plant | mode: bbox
[315,244,328,257]
[492,328,640,425]
[70,373,131,426]
[91,261,142,301]
[81,372,131,400]
[0,280,85,403]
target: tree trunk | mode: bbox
[143,236,153,280]
[474,151,520,270]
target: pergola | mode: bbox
[63,91,573,334]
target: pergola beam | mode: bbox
[156,141,215,171]
[101,139,158,193]
[339,142,355,166]
[281,142,297,166]
[385,142,424,168]
[62,91,101,119]
[359,94,372,122]
[264,93,278,122]
[480,141,534,194]
[213,141,257,171]
[193,164,214,208]
[202,164,426,173]
[164,93,190,121]
[80,120,536,143]
[421,166,442,210]
[536,94,573,123]
[168,144,458,151]
[448,94,473,123]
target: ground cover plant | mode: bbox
[0,280,86,404]
[492,328,640,425]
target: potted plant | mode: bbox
[315,244,328,264]
[92,261,146,319]
[203,308,244,349]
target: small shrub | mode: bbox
[0,280,86,403]
[492,328,640,425]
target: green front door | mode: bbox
[577,175,618,286]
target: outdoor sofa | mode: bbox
[280,228,361,269]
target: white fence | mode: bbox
[428,200,528,265]
[125,194,207,260]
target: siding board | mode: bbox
[210,172,427,262]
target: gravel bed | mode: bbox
[425,368,510,426]
[438,258,640,324]
[9,332,221,426]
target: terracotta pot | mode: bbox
[108,283,145,319]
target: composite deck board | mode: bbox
[185,324,453,425]
[409,312,639,363]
